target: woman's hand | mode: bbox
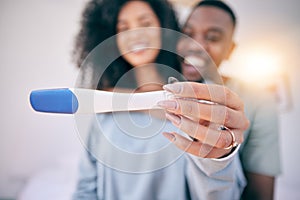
[158,81,250,158]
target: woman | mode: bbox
[73,0,181,91]
[72,0,249,199]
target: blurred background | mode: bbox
[0,0,299,199]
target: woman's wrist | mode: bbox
[216,146,238,159]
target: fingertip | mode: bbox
[165,112,181,126]
[167,76,179,84]
[162,132,176,142]
[163,83,182,94]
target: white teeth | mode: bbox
[130,43,148,52]
[184,56,205,68]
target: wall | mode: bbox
[0,0,85,198]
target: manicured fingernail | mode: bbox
[163,83,182,94]
[157,100,178,110]
[163,132,176,142]
[165,112,181,125]
[168,77,179,84]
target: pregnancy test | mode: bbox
[29,88,173,114]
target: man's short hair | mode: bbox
[195,0,237,27]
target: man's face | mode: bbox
[177,6,235,81]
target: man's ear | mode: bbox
[225,41,236,60]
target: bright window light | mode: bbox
[234,48,282,87]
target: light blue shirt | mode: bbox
[73,112,246,200]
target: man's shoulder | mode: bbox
[223,76,278,115]
[224,76,275,99]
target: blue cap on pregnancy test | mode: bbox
[29,88,79,114]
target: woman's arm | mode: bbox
[73,122,100,200]
[72,150,98,200]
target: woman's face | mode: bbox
[116,1,161,67]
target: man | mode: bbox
[177,1,281,199]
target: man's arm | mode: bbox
[242,172,275,200]
[239,86,281,200]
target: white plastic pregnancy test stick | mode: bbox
[29,88,175,114]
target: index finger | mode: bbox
[163,82,244,111]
